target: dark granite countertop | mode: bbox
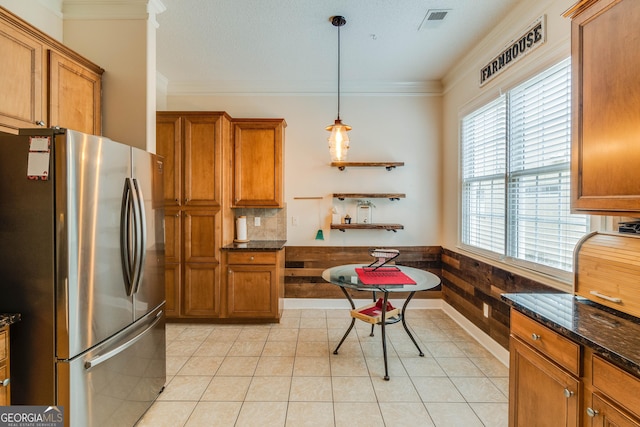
[221,240,287,251]
[502,293,640,377]
[0,313,21,327]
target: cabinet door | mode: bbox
[509,336,580,427]
[184,263,221,317]
[587,394,640,427]
[232,119,285,207]
[184,210,220,264]
[156,114,182,207]
[571,0,640,214]
[48,50,102,135]
[226,264,277,318]
[0,18,44,132]
[164,210,182,264]
[164,263,181,319]
[184,115,223,207]
[0,364,7,406]
[0,327,8,406]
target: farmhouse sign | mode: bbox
[480,15,546,87]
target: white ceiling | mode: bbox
[156,0,522,94]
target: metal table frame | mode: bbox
[322,264,441,380]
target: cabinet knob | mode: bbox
[249,256,254,261]
[531,333,541,341]
[185,198,190,203]
[0,378,9,387]
[175,198,179,203]
[586,407,599,417]
[175,213,180,217]
[563,388,574,398]
[36,120,45,126]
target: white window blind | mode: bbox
[461,96,507,254]
[461,58,588,275]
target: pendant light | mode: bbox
[326,15,351,162]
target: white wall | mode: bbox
[441,0,575,287]
[0,0,62,39]
[167,92,442,246]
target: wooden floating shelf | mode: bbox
[331,161,405,171]
[330,223,404,232]
[333,193,405,201]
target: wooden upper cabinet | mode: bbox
[156,114,182,207]
[184,115,225,207]
[48,51,102,135]
[232,119,286,208]
[569,0,640,214]
[0,14,45,132]
[0,7,103,135]
[156,112,227,208]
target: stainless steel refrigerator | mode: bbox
[0,128,166,426]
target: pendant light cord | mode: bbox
[337,22,341,121]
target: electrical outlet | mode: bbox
[254,217,261,226]
[291,216,298,226]
[483,303,489,318]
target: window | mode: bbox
[461,58,588,275]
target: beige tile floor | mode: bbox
[136,308,508,427]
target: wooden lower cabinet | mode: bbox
[509,336,580,427]
[585,352,640,426]
[510,310,640,427]
[225,250,284,320]
[164,263,180,318]
[587,394,639,427]
[164,209,222,319]
[184,263,221,317]
[0,325,10,405]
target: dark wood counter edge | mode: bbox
[221,240,287,251]
[0,313,21,327]
[502,293,640,378]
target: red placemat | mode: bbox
[355,267,416,285]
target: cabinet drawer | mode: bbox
[0,329,6,362]
[510,310,580,376]
[227,251,276,265]
[592,355,640,420]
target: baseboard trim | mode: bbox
[442,301,509,367]
[283,298,509,367]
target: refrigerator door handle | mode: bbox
[84,310,163,370]
[128,177,143,294]
[120,178,135,295]
[132,178,147,295]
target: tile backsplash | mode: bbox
[233,206,287,241]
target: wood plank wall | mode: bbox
[285,246,561,350]
[285,246,442,300]
[440,248,561,349]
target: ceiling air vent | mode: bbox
[419,9,450,30]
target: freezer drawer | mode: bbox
[57,305,166,427]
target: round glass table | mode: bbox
[322,264,441,380]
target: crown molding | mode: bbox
[166,80,443,96]
[62,0,165,20]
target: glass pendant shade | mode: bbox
[326,118,351,161]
